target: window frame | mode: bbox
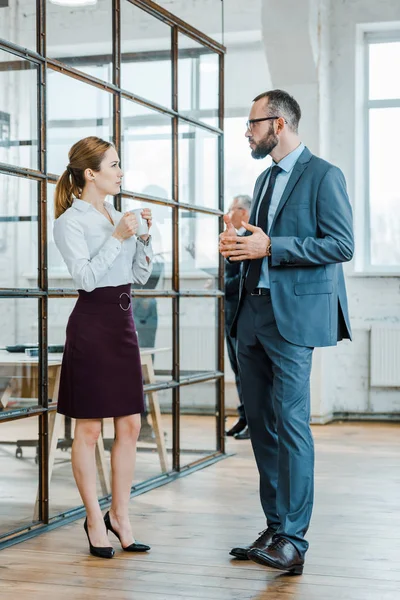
[355,26,400,275]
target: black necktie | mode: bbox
[245,165,282,293]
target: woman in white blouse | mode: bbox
[53,136,152,559]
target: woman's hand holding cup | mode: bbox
[131,208,152,240]
[139,208,152,240]
[113,212,138,242]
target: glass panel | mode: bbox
[180,381,218,466]
[156,0,224,45]
[47,413,80,518]
[121,197,173,291]
[179,34,219,126]
[47,70,113,176]
[180,297,217,376]
[0,50,38,170]
[47,297,77,516]
[121,2,172,108]
[46,0,113,82]
[179,121,219,209]
[0,299,39,414]
[0,174,38,288]
[369,108,400,266]
[133,297,173,383]
[47,297,172,516]
[224,116,268,209]
[49,387,174,517]
[0,416,40,537]
[0,3,36,52]
[369,42,400,101]
[121,100,172,199]
[135,388,173,480]
[47,182,74,286]
[179,210,219,287]
[47,298,72,416]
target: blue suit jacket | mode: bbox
[231,147,354,348]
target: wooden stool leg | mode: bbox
[0,378,17,409]
[46,366,63,485]
[141,356,168,473]
[33,410,62,521]
[95,433,111,496]
[34,365,62,521]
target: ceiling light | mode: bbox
[49,0,98,7]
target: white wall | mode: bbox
[325,0,400,418]
[245,0,400,420]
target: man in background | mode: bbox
[225,195,251,440]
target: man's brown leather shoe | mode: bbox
[248,536,304,575]
[229,527,276,560]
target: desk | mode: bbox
[0,350,62,411]
[0,348,168,520]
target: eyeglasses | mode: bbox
[246,116,287,131]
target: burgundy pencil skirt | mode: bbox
[57,284,145,419]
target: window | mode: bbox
[224,116,268,211]
[0,0,225,548]
[44,45,221,282]
[362,33,400,272]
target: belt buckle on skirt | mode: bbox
[119,292,131,311]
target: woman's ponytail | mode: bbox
[54,168,75,218]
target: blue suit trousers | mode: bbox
[236,292,314,556]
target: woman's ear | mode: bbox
[84,168,95,182]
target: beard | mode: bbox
[250,126,279,159]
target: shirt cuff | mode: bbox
[136,239,153,263]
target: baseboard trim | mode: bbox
[163,407,400,423]
[312,412,400,424]
[311,412,334,425]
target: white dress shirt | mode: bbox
[256,142,305,288]
[53,199,153,292]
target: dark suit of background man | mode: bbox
[225,195,251,440]
[219,89,354,575]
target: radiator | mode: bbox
[154,326,217,372]
[370,326,400,387]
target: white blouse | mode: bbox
[53,199,153,292]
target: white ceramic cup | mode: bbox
[131,208,149,236]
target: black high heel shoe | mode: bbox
[104,511,151,552]
[84,518,115,559]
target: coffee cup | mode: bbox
[131,208,149,236]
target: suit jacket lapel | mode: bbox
[249,169,270,226]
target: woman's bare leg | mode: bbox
[72,418,110,547]
[109,414,141,547]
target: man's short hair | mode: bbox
[253,89,301,133]
[233,194,252,211]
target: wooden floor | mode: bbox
[0,421,399,600]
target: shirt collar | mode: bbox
[72,199,114,213]
[72,199,91,212]
[273,142,305,173]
